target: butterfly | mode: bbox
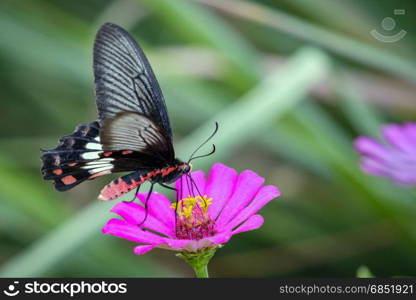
[41,23,217,204]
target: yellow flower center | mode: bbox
[170,195,212,219]
[170,195,216,240]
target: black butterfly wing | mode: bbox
[93,22,172,140]
[41,121,149,190]
[41,23,177,194]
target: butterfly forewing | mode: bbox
[93,23,172,140]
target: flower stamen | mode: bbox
[170,195,216,240]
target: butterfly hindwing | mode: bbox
[41,121,110,190]
[41,118,171,191]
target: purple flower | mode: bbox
[102,162,281,255]
[354,122,416,185]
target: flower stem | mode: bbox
[192,264,209,278]
[177,247,217,278]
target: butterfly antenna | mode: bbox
[188,122,219,163]
[188,144,216,163]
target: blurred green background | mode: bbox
[1,0,416,277]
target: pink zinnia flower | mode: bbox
[354,122,416,185]
[102,162,281,255]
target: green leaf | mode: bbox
[139,0,260,89]
[357,265,374,278]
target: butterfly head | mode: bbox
[179,162,192,174]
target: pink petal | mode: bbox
[215,170,265,226]
[222,185,280,231]
[206,163,238,219]
[183,240,213,252]
[175,170,206,199]
[205,231,233,245]
[354,137,392,162]
[111,201,173,236]
[392,172,416,185]
[163,238,193,250]
[360,157,389,176]
[403,123,416,144]
[362,157,416,185]
[232,215,264,234]
[382,124,416,155]
[136,192,175,229]
[134,245,158,255]
[164,233,233,252]
[102,218,165,244]
[163,238,213,252]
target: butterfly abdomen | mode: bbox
[98,165,181,201]
[98,171,142,201]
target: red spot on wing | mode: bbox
[121,150,133,155]
[62,175,77,185]
[103,152,112,157]
[53,169,63,175]
[67,163,77,167]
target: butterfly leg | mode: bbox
[137,183,154,227]
[159,182,180,235]
[159,183,177,192]
[159,182,179,223]
[172,177,183,237]
[187,174,206,207]
[124,184,141,203]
